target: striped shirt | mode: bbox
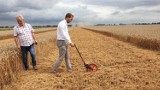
[13,23,34,46]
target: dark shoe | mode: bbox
[68,70,72,73]
[24,66,29,70]
[25,68,29,70]
[33,66,38,70]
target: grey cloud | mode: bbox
[16,0,58,10]
[0,0,160,26]
[112,11,120,15]
[78,4,88,9]
[81,0,160,9]
[154,10,160,13]
[0,0,59,13]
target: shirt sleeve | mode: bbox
[65,30,71,44]
[58,23,71,44]
[13,27,18,36]
[28,24,34,33]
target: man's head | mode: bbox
[65,13,74,23]
[16,15,25,26]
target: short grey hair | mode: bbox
[16,15,24,19]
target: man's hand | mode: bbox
[17,45,21,51]
[70,42,75,47]
[34,40,38,45]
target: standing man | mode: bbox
[53,13,75,73]
[13,15,38,70]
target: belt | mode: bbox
[58,40,65,41]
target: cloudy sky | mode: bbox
[0,0,160,26]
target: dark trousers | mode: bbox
[21,44,36,69]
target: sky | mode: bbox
[0,0,160,26]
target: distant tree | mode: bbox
[157,22,160,24]
[119,23,126,25]
[68,25,72,27]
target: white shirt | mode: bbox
[57,19,71,44]
[13,23,34,46]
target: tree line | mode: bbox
[0,25,73,28]
[95,22,160,26]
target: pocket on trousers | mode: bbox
[57,41,64,47]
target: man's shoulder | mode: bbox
[25,23,31,26]
[13,24,19,29]
[59,20,64,23]
[58,20,66,26]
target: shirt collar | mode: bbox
[64,19,67,24]
[18,23,26,28]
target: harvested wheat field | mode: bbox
[2,27,160,90]
[83,25,160,51]
[84,25,160,40]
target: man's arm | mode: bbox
[14,36,21,50]
[58,24,74,46]
[29,24,37,44]
[32,32,37,44]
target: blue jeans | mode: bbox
[21,44,36,70]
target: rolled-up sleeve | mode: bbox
[13,27,17,37]
[28,24,34,33]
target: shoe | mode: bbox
[25,68,29,70]
[52,71,57,74]
[24,66,29,70]
[33,66,38,70]
[68,70,72,73]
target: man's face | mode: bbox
[16,17,24,26]
[66,16,73,23]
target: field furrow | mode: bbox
[3,27,160,90]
